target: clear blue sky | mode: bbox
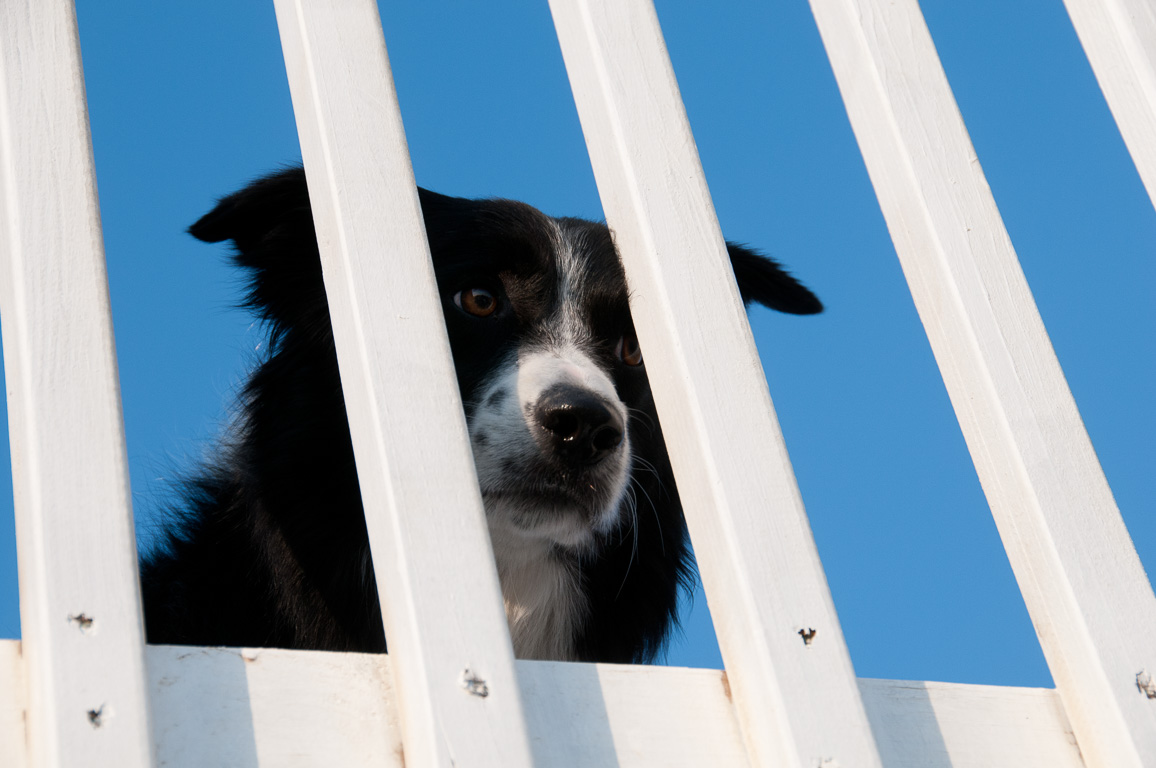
[1,0,1152,690]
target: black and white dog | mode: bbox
[141,167,821,663]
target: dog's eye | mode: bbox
[454,287,498,317]
[615,333,643,366]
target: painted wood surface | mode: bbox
[548,1,882,767]
[1063,0,1156,213]
[271,2,534,766]
[858,678,1084,768]
[0,3,155,766]
[806,0,1156,765]
[148,646,402,767]
[0,641,1094,768]
[517,658,751,767]
[0,641,28,768]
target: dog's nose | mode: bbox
[534,385,624,466]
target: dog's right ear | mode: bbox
[189,167,327,335]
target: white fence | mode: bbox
[1,0,1154,766]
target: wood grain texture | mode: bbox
[1063,0,1156,213]
[807,0,1156,765]
[548,1,882,767]
[0,642,1093,768]
[0,2,155,766]
[271,1,534,766]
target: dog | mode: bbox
[141,166,822,663]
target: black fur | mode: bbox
[141,167,821,663]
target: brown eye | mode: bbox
[454,287,498,317]
[615,333,643,366]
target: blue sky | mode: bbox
[1,0,1152,690]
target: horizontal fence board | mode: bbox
[806,0,1156,765]
[517,657,751,767]
[0,641,28,768]
[272,1,534,766]
[1063,0,1156,213]
[0,2,154,766]
[548,1,882,767]
[859,678,1084,768]
[0,641,1089,768]
[148,646,403,768]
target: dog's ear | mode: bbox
[189,166,312,249]
[189,167,326,335]
[726,243,823,315]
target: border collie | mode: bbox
[141,167,821,663]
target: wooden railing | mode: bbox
[1,1,1153,766]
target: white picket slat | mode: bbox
[548,2,883,766]
[806,0,1156,765]
[0,2,155,767]
[1062,0,1156,213]
[0,641,1091,768]
[271,2,535,767]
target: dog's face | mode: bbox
[417,189,823,556]
[423,195,642,551]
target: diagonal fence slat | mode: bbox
[549,1,884,766]
[0,2,154,766]
[1062,0,1156,214]
[807,0,1156,765]
[271,1,535,766]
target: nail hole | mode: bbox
[460,668,490,698]
[68,613,94,633]
[1138,670,1156,699]
[87,705,104,728]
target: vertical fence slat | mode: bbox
[0,2,154,767]
[807,0,1156,765]
[1062,0,1156,214]
[271,2,535,766]
[549,2,884,766]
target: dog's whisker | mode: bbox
[614,484,641,600]
[630,478,665,558]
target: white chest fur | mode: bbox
[487,519,587,661]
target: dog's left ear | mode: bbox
[727,243,823,315]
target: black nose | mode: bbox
[533,385,624,466]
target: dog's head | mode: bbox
[189,167,821,557]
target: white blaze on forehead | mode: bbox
[551,217,584,294]
[515,344,621,416]
[550,218,597,348]
[502,218,620,407]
